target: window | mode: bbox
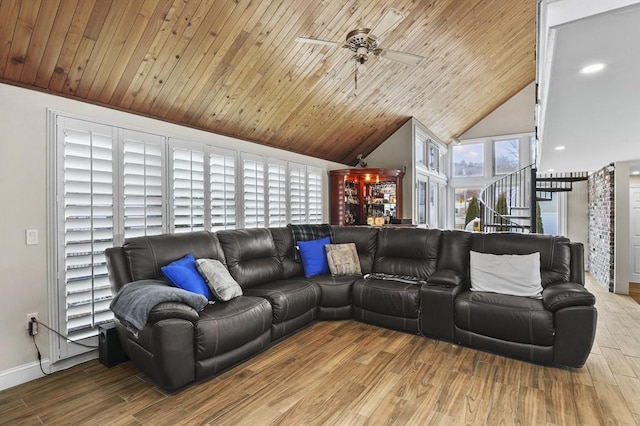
[307,166,323,224]
[241,154,265,228]
[428,144,439,172]
[417,179,427,226]
[289,163,307,224]
[267,159,287,227]
[494,139,519,175]
[52,114,325,361]
[429,181,438,227]
[210,149,237,231]
[121,130,165,238]
[56,117,116,357]
[171,143,205,233]
[416,139,425,165]
[452,143,484,177]
[454,188,482,229]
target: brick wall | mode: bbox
[588,164,615,291]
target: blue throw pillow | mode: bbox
[297,236,331,277]
[161,253,211,298]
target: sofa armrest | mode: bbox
[147,302,200,325]
[427,269,466,288]
[543,282,595,312]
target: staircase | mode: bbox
[478,164,588,233]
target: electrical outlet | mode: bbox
[27,312,38,330]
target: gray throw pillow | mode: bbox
[325,243,362,276]
[196,259,243,301]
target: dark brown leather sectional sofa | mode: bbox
[105,226,597,391]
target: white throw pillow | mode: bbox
[470,251,543,299]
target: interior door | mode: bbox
[630,185,640,282]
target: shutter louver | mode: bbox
[210,151,236,231]
[307,166,323,224]
[123,132,165,238]
[289,164,307,224]
[172,147,205,233]
[242,156,265,228]
[267,161,287,227]
[62,122,115,340]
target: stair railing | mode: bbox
[479,163,536,233]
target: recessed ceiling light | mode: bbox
[579,63,606,74]
[548,168,555,172]
[632,171,640,175]
[554,146,565,150]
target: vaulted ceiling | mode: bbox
[0,0,535,165]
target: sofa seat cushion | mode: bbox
[306,275,357,307]
[352,278,420,319]
[455,290,554,346]
[195,296,272,361]
[243,280,320,323]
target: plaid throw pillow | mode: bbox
[287,224,332,261]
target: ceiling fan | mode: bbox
[295,8,424,88]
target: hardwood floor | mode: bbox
[2,273,640,425]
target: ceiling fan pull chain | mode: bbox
[354,61,358,92]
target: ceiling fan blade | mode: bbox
[368,8,405,40]
[379,49,423,66]
[295,37,342,47]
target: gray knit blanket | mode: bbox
[110,279,209,331]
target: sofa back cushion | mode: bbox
[217,228,283,288]
[437,230,472,274]
[123,231,225,282]
[331,226,378,274]
[270,227,304,279]
[373,228,441,279]
[470,233,571,287]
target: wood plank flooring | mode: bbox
[2,273,640,425]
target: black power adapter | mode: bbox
[28,317,38,336]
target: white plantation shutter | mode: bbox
[210,149,237,231]
[171,144,205,233]
[307,166,323,224]
[289,163,307,224]
[52,112,326,362]
[58,117,115,346]
[267,159,287,227]
[242,154,265,228]
[122,131,165,238]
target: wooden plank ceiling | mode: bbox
[0,0,535,165]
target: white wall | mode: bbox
[614,161,631,294]
[0,83,346,381]
[364,118,413,218]
[566,180,589,261]
[460,82,535,139]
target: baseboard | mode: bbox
[0,350,98,391]
[630,282,640,304]
[0,358,51,391]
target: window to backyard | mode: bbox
[452,143,484,177]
